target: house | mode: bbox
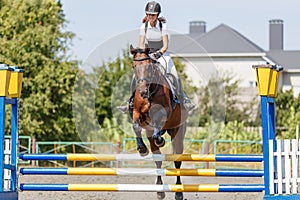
[169,19,300,97]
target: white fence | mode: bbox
[4,139,11,190]
[269,139,300,194]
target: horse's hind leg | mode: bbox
[174,161,183,200]
[147,130,166,200]
[169,123,186,200]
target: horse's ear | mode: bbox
[130,45,136,55]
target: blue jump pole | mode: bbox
[0,96,5,192]
[0,97,19,200]
[254,64,280,198]
[19,153,264,162]
[261,96,271,196]
[10,98,18,191]
[0,65,20,200]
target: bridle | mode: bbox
[133,53,161,99]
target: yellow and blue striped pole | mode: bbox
[20,168,264,177]
[20,183,265,192]
[19,153,263,162]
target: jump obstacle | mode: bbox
[1,64,300,199]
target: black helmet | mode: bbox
[145,1,161,15]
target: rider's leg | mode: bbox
[117,79,136,113]
[117,95,134,113]
[158,53,196,111]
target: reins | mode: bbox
[133,57,150,62]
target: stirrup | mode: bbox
[117,94,134,114]
[117,105,129,114]
[183,97,196,111]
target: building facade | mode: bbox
[169,19,300,96]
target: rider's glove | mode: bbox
[149,51,163,60]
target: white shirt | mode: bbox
[139,21,168,42]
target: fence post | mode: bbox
[31,137,36,166]
[0,96,5,192]
[10,98,18,191]
[253,64,283,197]
[116,142,121,168]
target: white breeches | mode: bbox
[157,52,179,79]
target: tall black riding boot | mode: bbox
[177,78,196,111]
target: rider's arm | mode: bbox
[139,35,146,49]
[160,34,168,54]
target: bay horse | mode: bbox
[129,45,188,200]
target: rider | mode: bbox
[118,1,195,113]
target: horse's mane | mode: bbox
[130,45,153,56]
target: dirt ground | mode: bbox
[19,174,264,200]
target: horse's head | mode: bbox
[130,45,154,98]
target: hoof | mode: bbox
[157,191,166,200]
[137,146,149,156]
[154,137,165,147]
[175,192,183,200]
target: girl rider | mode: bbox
[118,1,195,113]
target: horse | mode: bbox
[129,45,188,200]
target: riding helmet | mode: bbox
[145,1,161,14]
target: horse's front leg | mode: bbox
[133,109,148,156]
[133,121,148,156]
[152,128,166,147]
[150,107,167,147]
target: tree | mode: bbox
[94,49,133,124]
[275,88,300,138]
[196,72,256,126]
[276,89,294,127]
[0,0,79,141]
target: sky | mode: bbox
[60,0,300,62]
